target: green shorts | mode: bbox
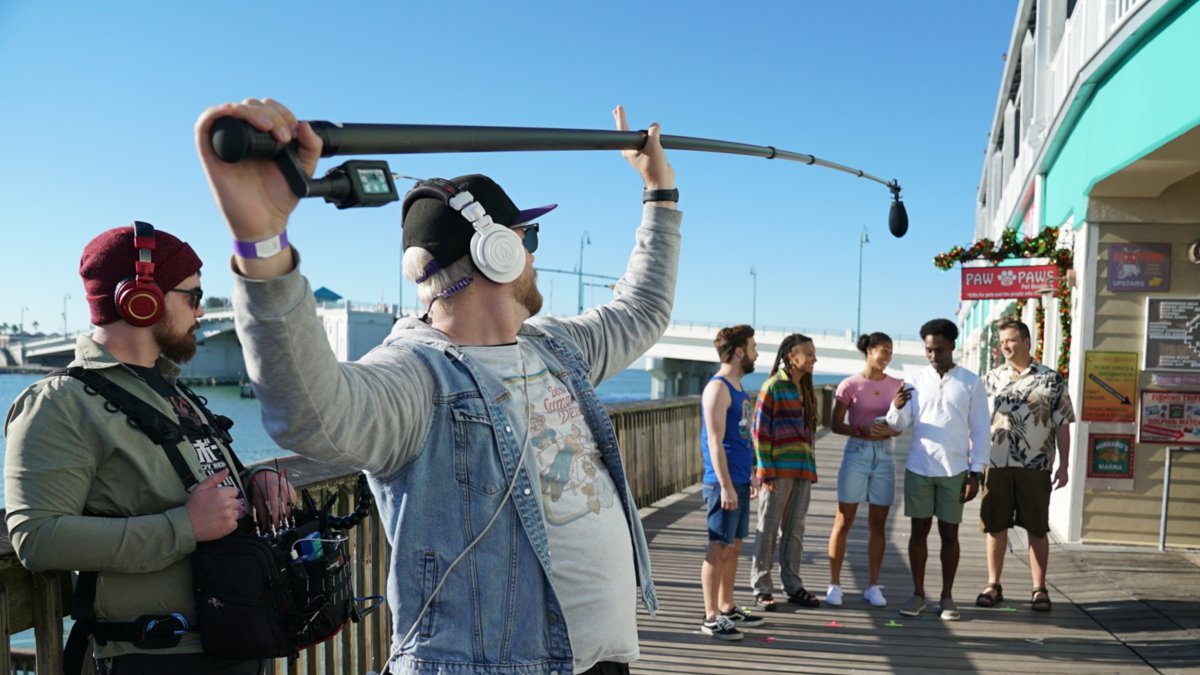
[904,470,967,524]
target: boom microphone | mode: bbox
[209,117,909,237]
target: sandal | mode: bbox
[754,592,778,612]
[975,582,1003,607]
[1031,586,1052,612]
[787,588,821,608]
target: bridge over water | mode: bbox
[4,313,929,395]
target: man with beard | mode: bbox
[699,324,764,641]
[884,318,990,622]
[194,98,679,675]
[4,223,291,675]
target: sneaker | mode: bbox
[899,594,927,617]
[701,614,744,641]
[722,605,764,628]
[863,585,887,607]
[825,584,844,607]
[940,597,961,621]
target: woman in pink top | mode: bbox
[825,332,903,608]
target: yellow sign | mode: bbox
[1082,351,1139,422]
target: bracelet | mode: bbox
[233,230,289,259]
[642,188,679,204]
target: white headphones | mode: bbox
[447,190,526,284]
[403,178,527,284]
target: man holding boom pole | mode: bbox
[195,98,680,675]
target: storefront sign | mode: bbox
[1087,434,1135,479]
[1107,243,1170,292]
[960,265,1058,300]
[1153,373,1200,387]
[1082,351,1138,422]
[1139,389,1200,446]
[1143,297,1200,372]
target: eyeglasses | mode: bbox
[169,287,204,310]
[512,223,539,254]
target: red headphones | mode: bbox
[113,221,165,327]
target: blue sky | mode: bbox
[0,1,1016,341]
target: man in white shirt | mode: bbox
[885,319,990,622]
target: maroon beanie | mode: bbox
[80,224,203,326]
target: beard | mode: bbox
[512,268,543,316]
[154,320,198,364]
[741,354,755,374]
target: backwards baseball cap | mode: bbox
[80,224,203,326]
[401,174,556,273]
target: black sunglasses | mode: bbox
[169,287,204,309]
[513,223,539,254]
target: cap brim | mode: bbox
[514,204,557,225]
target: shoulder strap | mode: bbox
[51,367,198,491]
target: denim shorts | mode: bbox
[702,482,751,544]
[836,437,896,506]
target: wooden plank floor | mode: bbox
[633,429,1200,674]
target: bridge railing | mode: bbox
[1,393,836,673]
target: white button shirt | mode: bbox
[885,364,991,477]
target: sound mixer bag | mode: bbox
[192,520,359,659]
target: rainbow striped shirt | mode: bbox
[752,369,818,482]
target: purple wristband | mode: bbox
[233,230,289,259]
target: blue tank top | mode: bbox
[700,376,754,485]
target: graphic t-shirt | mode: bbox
[462,342,638,671]
[127,364,244,499]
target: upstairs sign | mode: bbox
[960,265,1059,300]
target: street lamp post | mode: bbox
[856,227,869,338]
[577,231,591,315]
[749,265,758,328]
[20,304,28,333]
[62,293,71,337]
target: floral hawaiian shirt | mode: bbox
[984,361,1075,471]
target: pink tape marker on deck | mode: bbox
[825,620,844,628]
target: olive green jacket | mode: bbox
[4,336,248,658]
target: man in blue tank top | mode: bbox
[698,324,765,640]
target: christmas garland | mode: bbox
[935,226,1072,376]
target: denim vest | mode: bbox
[373,321,658,674]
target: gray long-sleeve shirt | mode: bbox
[231,204,682,478]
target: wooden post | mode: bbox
[0,580,11,675]
[31,571,65,674]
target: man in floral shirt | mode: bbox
[977,319,1075,612]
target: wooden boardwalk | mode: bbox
[632,430,1200,674]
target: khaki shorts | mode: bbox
[904,470,967,524]
[979,467,1052,536]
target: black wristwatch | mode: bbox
[642,188,679,203]
[968,471,984,482]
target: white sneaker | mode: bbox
[863,585,887,607]
[825,584,843,607]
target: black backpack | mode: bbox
[53,367,379,672]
